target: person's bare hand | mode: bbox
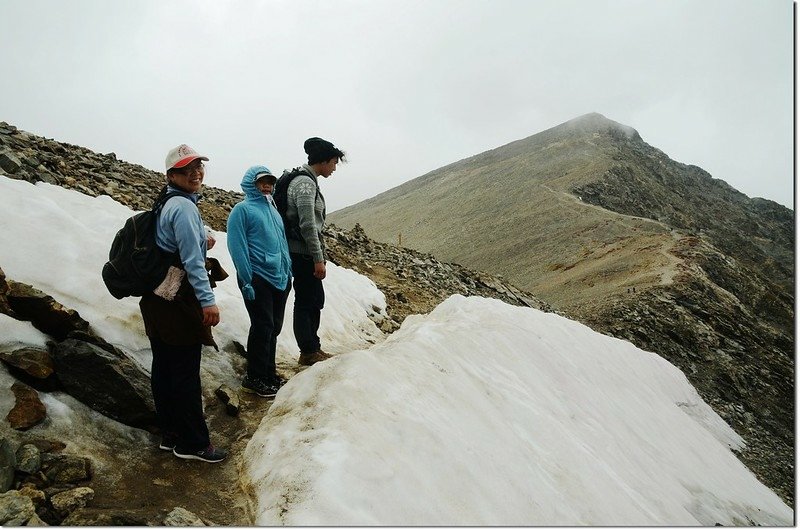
[202,305,220,326]
[207,235,216,250]
[314,262,326,280]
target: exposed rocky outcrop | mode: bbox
[0,122,238,231]
[0,266,157,431]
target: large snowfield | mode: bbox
[0,177,792,526]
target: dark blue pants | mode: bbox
[290,253,325,354]
[149,337,209,452]
[242,275,290,382]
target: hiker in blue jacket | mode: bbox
[227,165,292,398]
[140,144,227,464]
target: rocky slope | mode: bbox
[329,113,794,505]
[0,121,553,524]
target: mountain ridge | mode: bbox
[328,113,794,505]
[0,118,793,512]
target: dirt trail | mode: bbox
[85,358,319,525]
[540,183,685,289]
[540,183,673,233]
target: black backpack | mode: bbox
[272,167,317,241]
[101,189,181,299]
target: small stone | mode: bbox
[215,385,240,416]
[0,151,22,174]
[17,485,45,507]
[41,454,91,483]
[6,382,46,431]
[15,444,41,474]
[0,348,55,380]
[164,506,206,526]
[50,486,94,516]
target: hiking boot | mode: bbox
[173,444,228,463]
[270,374,288,388]
[298,350,331,366]
[241,376,278,398]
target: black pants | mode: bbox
[290,253,325,354]
[150,336,209,452]
[242,275,290,382]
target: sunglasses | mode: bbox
[174,161,205,175]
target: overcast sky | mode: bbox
[0,0,793,211]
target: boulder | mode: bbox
[6,382,46,431]
[0,490,35,526]
[5,282,90,341]
[49,339,156,429]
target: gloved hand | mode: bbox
[241,284,256,301]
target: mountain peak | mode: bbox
[556,112,642,141]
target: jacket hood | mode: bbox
[241,165,275,199]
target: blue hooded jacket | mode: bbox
[226,165,292,300]
[157,186,215,307]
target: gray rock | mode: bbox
[0,490,35,526]
[15,444,41,475]
[49,339,156,429]
[41,454,91,483]
[164,506,205,526]
[214,385,240,416]
[0,151,22,174]
[37,172,60,186]
[22,155,40,168]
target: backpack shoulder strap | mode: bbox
[151,187,184,213]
